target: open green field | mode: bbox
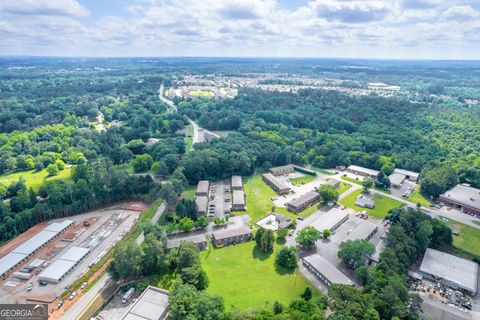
[0,167,72,191]
[185,137,193,152]
[339,189,403,219]
[189,89,214,97]
[181,185,196,201]
[407,187,431,207]
[201,241,317,311]
[290,174,316,186]
[116,162,135,174]
[445,218,480,258]
[341,176,362,185]
[337,182,352,195]
[244,174,318,222]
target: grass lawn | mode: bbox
[116,162,135,174]
[189,89,214,97]
[407,187,431,207]
[339,189,403,219]
[180,185,196,201]
[201,241,318,311]
[341,176,362,185]
[444,218,480,258]
[244,174,318,222]
[0,167,72,191]
[290,174,316,186]
[337,182,352,195]
[185,138,193,152]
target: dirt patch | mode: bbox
[0,222,48,257]
[121,202,148,212]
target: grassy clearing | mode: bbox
[339,189,403,219]
[201,241,318,311]
[290,174,316,186]
[185,138,193,152]
[0,167,72,191]
[180,185,196,201]
[341,176,362,185]
[337,182,352,195]
[244,174,318,222]
[407,187,431,207]
[444,218,480,258]
[116,162,135,174]
[189,89,214,97]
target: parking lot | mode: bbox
[0,204,141,306]
[272,172,330,208]
[208,180,232,219]
[95,286,142,320]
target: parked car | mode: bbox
[39,281,47,286]
[26,282,33,291]
[57,300,64,309]
[80,281,88,289]
[69,291,78,300]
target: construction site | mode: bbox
[0,202,147,311]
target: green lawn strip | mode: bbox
[201,241,318,311]
[290,175,316,186]
[0,167,72,191]
[339,189,403,219]
[337,182,352,196]
[181,185,196,201]
[185,138,193,151]
[444,218,480,258]
[407,187,431,207]
[341,176,362,185]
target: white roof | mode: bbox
[420,248,478,293]
[345,220,378,242]
[196,180,209,194]
[393,168,419,179]
[121,286,169,320]
[38,259,76,282]
[440,184,480,211]
[59,247,90,263]
[348,165,379,176]
[231,176,243,189]
[310,208,349,232]
[12,230,58,256]
[388,172,406,186]
[303,254,354,286]
[0,252,28,276]
[44,220,74,233]
[232,190,245,206]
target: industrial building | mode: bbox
[212,227,252,247]
[231,176,243,190]
[286,191,320,213]
[303,255,354,287]
[38,246,90,283]
[347,165,379,179]
[166,235,207,251]
[419,248,478,295]
[195,180,210,196]
[195,196,208,215]
[0,219,74,278]
[393,168,419,182]
[121,286,169,320]
[355,194,375,209]
[310,208,349,233]
[232,190,246,211]
[262,173,291,195]
[269,165,294,176]
[389,168,420,188]
[439,184,480,216]
[345,220,378,242]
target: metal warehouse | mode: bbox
[310,208,349,233]
[303,254,354,287]
[38,246,90,283]
[44,219,74,233]
[12,230,58,256]
[0,252,28,278]
[347,165,379,178]
[121,286,169,320]
[420,248,478,294]
[345,220,378,242]
[439,184,480,216]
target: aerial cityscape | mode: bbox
[0,1,480,320]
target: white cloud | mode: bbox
[0,0,90,17]
[440,5,479,21]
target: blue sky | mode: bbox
[0,0,479,59]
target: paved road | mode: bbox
[159,83,176,113]
[63,202,166,320]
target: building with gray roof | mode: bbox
[166,235,207,251]
[44,219,74,233]
[13,230,58,256]
[59,246,90,263]
[393,168,419,182]
[121,286,169,320]
[0,252,28,278]
[355,194,375,209]
[269,165,294,176]
[420,248,478,294]
[38,259,77,283]
[345,220,378,242]
[262,173,291,195]
[347,165,379,178]
[195,196,208,215]
[231,176,243,190]
[286,191,320,213]
[389,172,406,188]
[310,208,349,233]
[232,190,246,211]
[212,226,252,247]
[303,254,354,287]
[195,180,210,196]
[439,184,480,216]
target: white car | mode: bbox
[69,291,78,300]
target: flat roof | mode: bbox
[393,168,419,179]
[355,195,374,207]
[420,248,478,293]
[440,184,480,211]
[44,220,74,233]
[166,235,206,249]
[232,190,245,206]
[213,226,251,241]
[231,176,242,189]
[0,252,28,276]
[196,180,209,194]
[13,230,58,256]
[303,254,354,286]
[347,165,379,176]
[262,173,290,191]
[195,196,208,212]
[59,246,90,263]
[310,208,349,232]
[345,220,378,242]
[388,172,406,186]
[121,286,169,320]
[38,259,76,282]
[269,165,294,174]
[287,191,318,208]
